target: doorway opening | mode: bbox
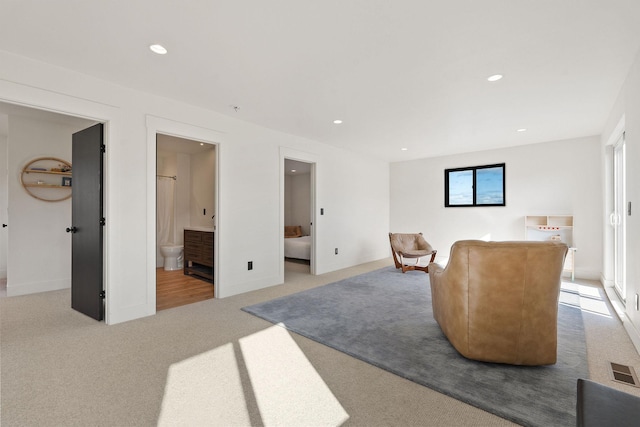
[0,101,106,319]
[156,133,216,311]
[284,158,315,277]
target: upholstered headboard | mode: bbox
[284,225,303,238]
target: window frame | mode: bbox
[444,163,506,207]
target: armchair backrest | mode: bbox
[429,240,568,365]
[389,233,433,253]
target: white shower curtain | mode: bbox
[157,177,175,245]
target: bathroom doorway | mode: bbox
[156,133,216,310]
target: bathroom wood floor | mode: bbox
[156,268,214,311]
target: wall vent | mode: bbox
[609,362,640,387]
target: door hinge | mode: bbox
[100,144,106,153]
[100,217,106,226]
[99,290,106,299]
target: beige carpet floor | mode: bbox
[1,258,639,426]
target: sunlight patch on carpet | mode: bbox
[158,326,348,427]
[158,344,251,426]
[561,279,612,317]
[240,325,349,426]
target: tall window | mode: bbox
[612,134,626,299]
[445,163,505,207]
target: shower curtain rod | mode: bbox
[157,174,177,180]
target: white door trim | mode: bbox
[280,147,319,277]
[0,87,114,322]
[145,115,223,313]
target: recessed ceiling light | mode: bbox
[200,143,204,146]
[517,128,527,132]
[401,148,408,151]
[487,74,503,82]
[333,119,343,124]
[149,44,167,55]
[291,169,296,173]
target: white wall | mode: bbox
[285,173,311,236]
[315,153,389,273]
[176,153,191,241]
[7,115,92,295]
[284,174,293,228]
[0,50,390,323]
[601,47,640,352]
[0,125,7,279]
[390,136,602,279]
[190,149,215,228]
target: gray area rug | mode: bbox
[242,266,588,427]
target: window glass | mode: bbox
[476,166,504,205]
[445,163,505,207]
[448,170,473,205]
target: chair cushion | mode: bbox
[400,248,433,258]
[390,233,434,255]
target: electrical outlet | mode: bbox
[248,261,253,270]
[335,248,338,255]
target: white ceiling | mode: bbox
[1,1,639,162]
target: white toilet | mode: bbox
[160,244,184,271]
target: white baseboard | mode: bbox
[217,273,283,299]
[569,268,600,281]
[600,274,614,288]
[603,284,640,355]
[7,278,70,296]
[624,318,640,355]
[107,303,155,325]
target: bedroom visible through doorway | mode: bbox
[284,159,314,276]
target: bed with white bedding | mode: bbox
[284,235,311,260]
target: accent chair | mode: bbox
[428,240,568,365]
[389,232,437,273]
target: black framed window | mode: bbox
[445,163,505,207]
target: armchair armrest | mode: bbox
[429,258,469,353]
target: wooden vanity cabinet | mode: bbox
[184,230,214,283]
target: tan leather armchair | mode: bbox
[429,240,568,365]
[389,233,437,273]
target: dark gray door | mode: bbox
[69,123,104,320]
